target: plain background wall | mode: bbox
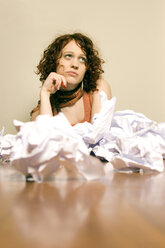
[0,0,165,134]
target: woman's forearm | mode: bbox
[38,72,66,116]
[39,90,53,116]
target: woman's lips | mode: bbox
[67,71,78,77]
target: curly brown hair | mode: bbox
[36,32,104,92]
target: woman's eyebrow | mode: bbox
[63,51,73,54]
[63,51,86,57]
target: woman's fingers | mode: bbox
[60,76,67,89]
[51,73,67,90]
[43,72,67,94]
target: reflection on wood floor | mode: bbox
[0,164,165,248]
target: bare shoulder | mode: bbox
[90,79,112,121]
[95,78,112,99]
[31,109,40,121]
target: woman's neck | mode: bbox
[60,82,82,92]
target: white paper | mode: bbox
[0,91,165,180]
[91,109,165,172]
[10,113,105,181]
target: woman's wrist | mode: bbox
[40,87,51,97]
[39,88,53,116]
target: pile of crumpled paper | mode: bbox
[0,92,165,181]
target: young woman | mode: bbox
[31,33,112,125]
[1,33,164,179]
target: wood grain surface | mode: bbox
[0,164,165,248]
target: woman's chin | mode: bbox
[65,82,81,91]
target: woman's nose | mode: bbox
[71,64,78,70]
[71,58,79,69]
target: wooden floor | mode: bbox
[0,163,165,248]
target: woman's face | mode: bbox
[56,40,87,90]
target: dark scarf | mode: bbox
[50,83,83,114]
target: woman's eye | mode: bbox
[64,54,72,59]
[80,57,86,63]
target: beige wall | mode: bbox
[0,0,165,134]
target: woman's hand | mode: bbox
[33,72,67,119]
[41,72,67,95]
